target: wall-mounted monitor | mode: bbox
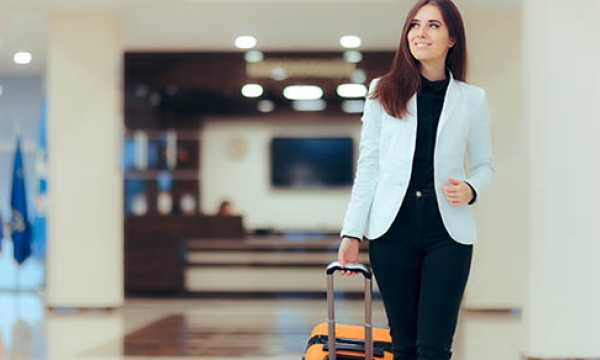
[270,137,354,188]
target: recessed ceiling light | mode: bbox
[257,100,275,113]
[340,36,361,49]
[292,100,327,112]
[235,36,257,49]
[14,52,32,65]
[244,50,264,63]
[283,85,323,101]
[271,67,287,81]
[241,84,264,98]
[0,85,3,96]
[337,84,368,98]
[344,51,363,63]
[351,69,367,84]
[342,100,365,114]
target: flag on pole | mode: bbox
[11,138,32,265]
[32,98,48,258]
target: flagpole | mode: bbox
[14,123,19,292]
[15,122,21,292]
[14,121,22,141]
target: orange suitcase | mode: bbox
[303,261,393,360]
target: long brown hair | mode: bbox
[371,0,467,119]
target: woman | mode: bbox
[217,200,235,216]
[337,0,495,359]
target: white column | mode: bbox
[523,0,600,358]
[46,12,123,308]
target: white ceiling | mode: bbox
[0,0,519,76]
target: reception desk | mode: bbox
[125,216,370,296]
[124,215,244,294]
[184,236,370,296]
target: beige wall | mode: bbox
[200,119,360,231]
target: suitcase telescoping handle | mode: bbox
[326,261,373,360]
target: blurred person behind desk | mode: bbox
[217,199,236,216]
[211,200,245,238]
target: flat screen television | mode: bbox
[270,137,354,188]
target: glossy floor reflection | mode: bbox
[0,293,522,360]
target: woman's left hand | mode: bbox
[443,178,473,206]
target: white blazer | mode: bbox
[341,73,495,245]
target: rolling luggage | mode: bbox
[303,261,393,360]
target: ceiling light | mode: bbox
[344,51,363,63]
[241,84,264,98]
[235,36,257,49]
[340,36,361,49]
[257,100,275,113]
[283,85,323,100]
[14,52,32,65]
[342,100,365,114]
[351,69,367,84]
[271,67,287,81]
[336,84,368,98]
[292,100,327,112]
[0,85,3,96]
[244,50,264,63]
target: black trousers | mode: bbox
[369,188,473,360]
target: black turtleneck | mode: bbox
[407,75,450,190]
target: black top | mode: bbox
[407,75,450,190]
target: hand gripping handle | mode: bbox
[326,261,372,279]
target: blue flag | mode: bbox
[32,98,48,258]
[11,139,32,265]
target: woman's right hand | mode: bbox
[337,237,361,276]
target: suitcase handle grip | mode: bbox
[326,261,372,279]
[326,261,373,360]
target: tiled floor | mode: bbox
[0,293,523,360]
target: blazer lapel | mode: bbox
[407,94,418,121]
[436,72,461,143]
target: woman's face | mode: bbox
[407,4,455,66]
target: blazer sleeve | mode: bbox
[340,79,381,239]
[465,88,495,204]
